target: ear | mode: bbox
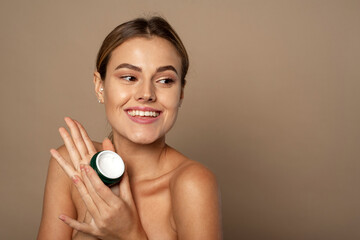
[94,72,104,103]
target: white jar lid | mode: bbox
[96,150,125,179]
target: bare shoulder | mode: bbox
[168,150,222,239]
[37,145,73,239]
[170,159,218,192]
[47,145,70,181]
[167,146,218,193]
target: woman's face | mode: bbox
[95,37,183,144]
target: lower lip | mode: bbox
[126,112,161,124]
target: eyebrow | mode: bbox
[114,63,142,72]
[114,63,178,75]
[156,65,178,75]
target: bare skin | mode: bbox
[38,124,222,240]
[38,37,222,239]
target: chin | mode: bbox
[127,131,164,145]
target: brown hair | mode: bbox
[96,16,189,87]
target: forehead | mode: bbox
[107,36,182,73]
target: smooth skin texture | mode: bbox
[37,37,222,240]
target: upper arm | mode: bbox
[171,163,223,240]
[37,145,76,240]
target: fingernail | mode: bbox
[59,215,66,221]
[85,166,90,173]
[80,164,85,171]
[72,175,79,184]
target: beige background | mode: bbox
[1,0,359,239]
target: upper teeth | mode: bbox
[127,110,159,117]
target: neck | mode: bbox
[112,133,168,182]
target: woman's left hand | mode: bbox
[50,118,148,240]
[65,167,146,240]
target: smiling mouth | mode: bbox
[127,110,160,117]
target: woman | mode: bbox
[37,16,222,240]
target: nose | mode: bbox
[135,80,156,102]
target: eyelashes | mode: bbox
[121,75,137,81]
[119,75,175,85]
[157,78,175,84]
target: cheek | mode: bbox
[103,86,132,124]
[158,90,181,127]
[104,85,130,107]
[159,89,182,109]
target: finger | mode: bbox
[118,171,134,204]
[102,138,115,152]
[83,164,120,207]
[59,214,95,235]
[74,120,97,156]
[50,149,78,178]
[72,174,101,219]
[65,117,89,159]
[80,165,110,211]
[59,127,81,170]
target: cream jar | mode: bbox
[90,150,125,186]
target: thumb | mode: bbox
[118,171,134,204]
[102,137,115,152]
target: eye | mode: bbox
[121,75,137,81]
[158,78,174,84]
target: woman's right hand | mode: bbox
[52,117,98,175]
